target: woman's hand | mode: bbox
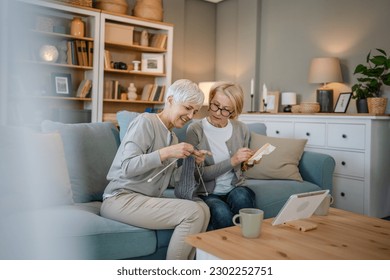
[230,148,254,167]
[192,149,212,165]
[158,142,195,162]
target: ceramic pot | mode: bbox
[70,17,85,37]
[356,98,368,113]
[134,0,163,21]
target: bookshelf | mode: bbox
[9,0,100,124]
[7,0,173,125]
[98,11,173,122]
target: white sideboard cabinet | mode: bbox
[239,113,390,218]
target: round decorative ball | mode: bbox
[39,45,59,63]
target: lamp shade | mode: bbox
[281,92,297,105]
[198,81,215,106]
[308,57,343,84]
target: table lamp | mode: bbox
[281,92,297,112]
[198,81,215,106]
[308,57,343,112]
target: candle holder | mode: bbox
[262,99,269,113]
[247,94,256,113]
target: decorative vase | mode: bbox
[356,98,368,113]
[70,17,85,37]
[133,0,163,21]
[367,97,387,115]
[127,83,137,100]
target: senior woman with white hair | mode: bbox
[101,79,210,260]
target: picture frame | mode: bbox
[141,53,164,73]
[334,92,352,113]
[51,73,72,96]
[260,91,280,113]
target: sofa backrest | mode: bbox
[116,110,267,142]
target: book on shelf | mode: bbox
[148,84,159,101]
[113,80,119,99]
[66,41,78,65]
[76,79,92,98]
[104,50,112,69]
[104,80,113,99]
[141,84,153,101]
[150,33,167,49]
[87,41,93,67]
[75,40,84,66]
[80,40,88,66]
[152,85,165,101]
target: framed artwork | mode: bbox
[260,91,280,113]
[334,92,352,113]
[51,73,72,96]
[141,53,164,73]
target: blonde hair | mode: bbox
[208,82,244,119]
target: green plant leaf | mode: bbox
[371,55,387,66]
[376,48,387,56]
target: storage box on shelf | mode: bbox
[239,113,390,218]
[10,0,100,125]
[98,11,173,122]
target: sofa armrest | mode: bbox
[298,151,335,193]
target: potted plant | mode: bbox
[352,48,390,114]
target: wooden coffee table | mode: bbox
[186,208,390,259]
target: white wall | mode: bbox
[258,0,390,113]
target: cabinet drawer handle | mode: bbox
[341,161,346,166]
[340,192,345,197]
[342,134,347,139]
[306,132,310,136]
[275,130,280,134]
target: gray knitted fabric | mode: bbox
[175,156,197,200]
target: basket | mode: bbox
[291,105,300,113]
[54,0,93,7]
[300,102,320,113]
[95,0,128,14]
[367,97,387,115]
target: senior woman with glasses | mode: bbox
[185,81,256,230]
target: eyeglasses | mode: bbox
[209,103,233,117]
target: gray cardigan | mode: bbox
[104,113,178,198]
[185,119,250,195]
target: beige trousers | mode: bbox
[100,191,210,260]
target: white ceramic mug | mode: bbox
[314,194,334,216]
[232,208,264,238]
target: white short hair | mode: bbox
[165,79,204,106]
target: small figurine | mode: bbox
[127,83,137,100]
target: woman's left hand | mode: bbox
[192,149,212,165]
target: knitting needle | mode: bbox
[147,158,179,182]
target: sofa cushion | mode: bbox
[245,179,321,218]
[116,111,140,141]
[244,133,307,181]
[0,126,73,210]
[41,121,120,203]
[0,202,158,259]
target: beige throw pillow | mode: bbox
[244,133,307,181]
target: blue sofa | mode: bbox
[0,112,334,260]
